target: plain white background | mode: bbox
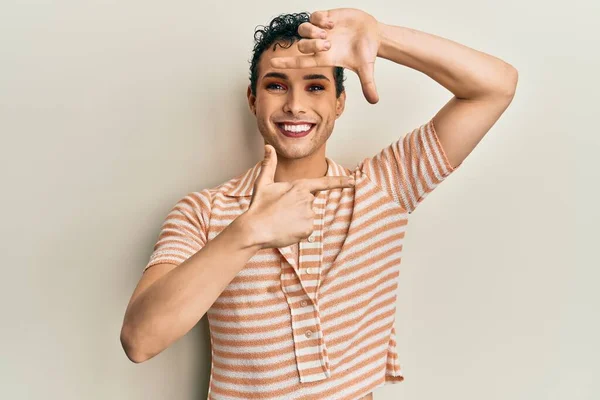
[1,0,596,399]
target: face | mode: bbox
[247,41,346,161]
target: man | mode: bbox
[120,8,518,400]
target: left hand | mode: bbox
[270,8,382,104]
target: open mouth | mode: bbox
[276,123,316,138]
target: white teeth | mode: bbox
[280,124,312,133]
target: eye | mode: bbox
[266,83,285,91]
[308,85,325,92]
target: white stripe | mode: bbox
[212,196,250,209]
[299,279,318,288]
[211,347,292,366]
[211,336,291,354]
[209,325,291,341]
[152,240,197,254]
[209,302,288,317]
[210,208,244,217]
[148,249,190,261]
[300,241,321,250]
[292,317,319,329]
[209,311,290,329]
[298,370,329,383]
[297,358,323,371]
[296,344,322,357]
[298,254,320,262]
[293,326,322,342]
[210,219,236,227]
[290,305,315,317]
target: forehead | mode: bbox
[257,41,334,81]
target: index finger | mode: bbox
[270,53,332,69]
[309,10,333,29]
[295,175,355,193]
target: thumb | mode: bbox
[255,145,277,189]
[357,62,379,104]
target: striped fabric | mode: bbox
[145,119,459,400]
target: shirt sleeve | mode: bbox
[358,118,461,214]
[144,189,212,272]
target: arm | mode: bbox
[270,8,519,168]
[377,23,519,168]
[120,213,260,363]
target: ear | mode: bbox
[247,85,256,115]
[335,90,346,119]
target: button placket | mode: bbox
[296,194,325,301]
[313,190,329,302]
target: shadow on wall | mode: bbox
[192,315,212,400]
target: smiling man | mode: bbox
[247,37,347,183]
[120,8,518,400]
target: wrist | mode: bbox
[377,22,406,61]
[230,212,265,251]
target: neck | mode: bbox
[273,147,328,183]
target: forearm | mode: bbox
[121,214,261,362]
[377,22,517,100]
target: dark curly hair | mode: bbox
[249,12,345,98]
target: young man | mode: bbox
[120,8,518,400]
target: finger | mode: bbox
[298,22,328,39]
[296,175,355,194]
[309,10,332,29]
[254,145,277,188]
[270,53,332,69]
[357,62,379,104]
[297,38,331,54]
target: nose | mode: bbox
[282,89,307,116]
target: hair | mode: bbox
[249,12,345,98]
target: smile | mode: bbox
[276,123,316,138]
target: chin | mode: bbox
[273,145,313,160]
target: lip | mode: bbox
[275,122,316,138]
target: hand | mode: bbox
[270,8,382,104]
[245,145,355,249]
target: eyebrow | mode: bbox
[262,72,331,82]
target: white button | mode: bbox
[305,330,312,338]
[287,298,292,304]
[306,267,317,274]
[307,235,315,243]
[300,300,308,307]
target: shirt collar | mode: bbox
[225,157,349,197]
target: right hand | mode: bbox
[244,144,355,249]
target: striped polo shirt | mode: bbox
[145,119,460,400]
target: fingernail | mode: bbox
[324,40,331,49]
[320,31,327,39]
[349,177,355,185]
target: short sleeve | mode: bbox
[358,118,461,214]
[144,189,212,272]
